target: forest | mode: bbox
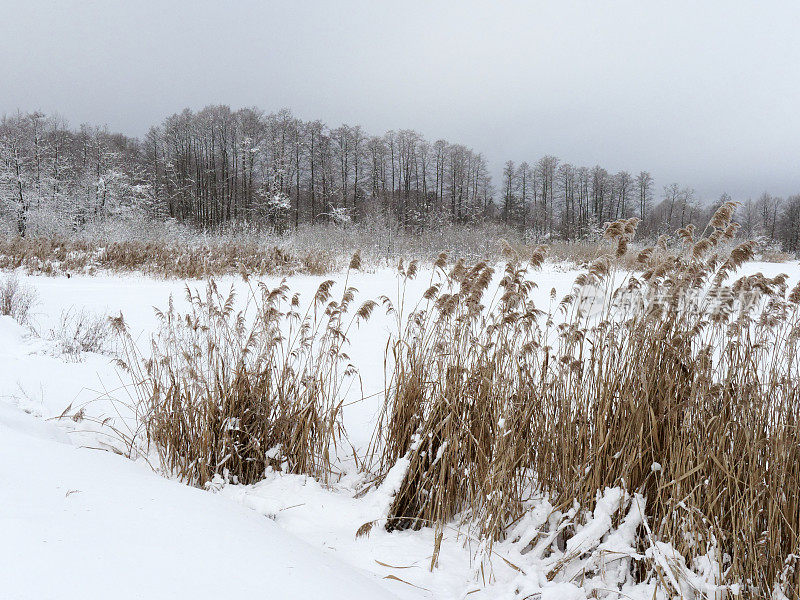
[1,106,798,253]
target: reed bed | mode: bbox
[115,253,375,485]
[118,205,800,597]
[0,236,333,278]
[373,206,800,597]
[0,227,631,278]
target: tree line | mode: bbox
[1,106,799,252]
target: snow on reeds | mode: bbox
[120,204,800,598]
[0,236,333,278]
[0,221,642,278]
[114,252,373,485]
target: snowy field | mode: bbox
[2,260,798,600]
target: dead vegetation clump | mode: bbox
[0,236,95,275]
[374,249,549,544]
[97,240,332,278]
[48,308,114,359]
[0,236,334,278]
[0,273,37,326]
[374,205,800,596]
[116,253,373,486]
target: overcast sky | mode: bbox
[2,0,799,200]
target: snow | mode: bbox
[0,283,418,600]
[0,404,402,600]
[1,260,798,599]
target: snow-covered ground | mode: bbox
[2,260,798,599]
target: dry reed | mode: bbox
[113,207,800,597]
[0,236,333,278]
[116,253,372,486]
[375,207,800,597]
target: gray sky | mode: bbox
[2,0,799,200]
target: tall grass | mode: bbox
[116,253,376,485]
[374,207,800,596]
